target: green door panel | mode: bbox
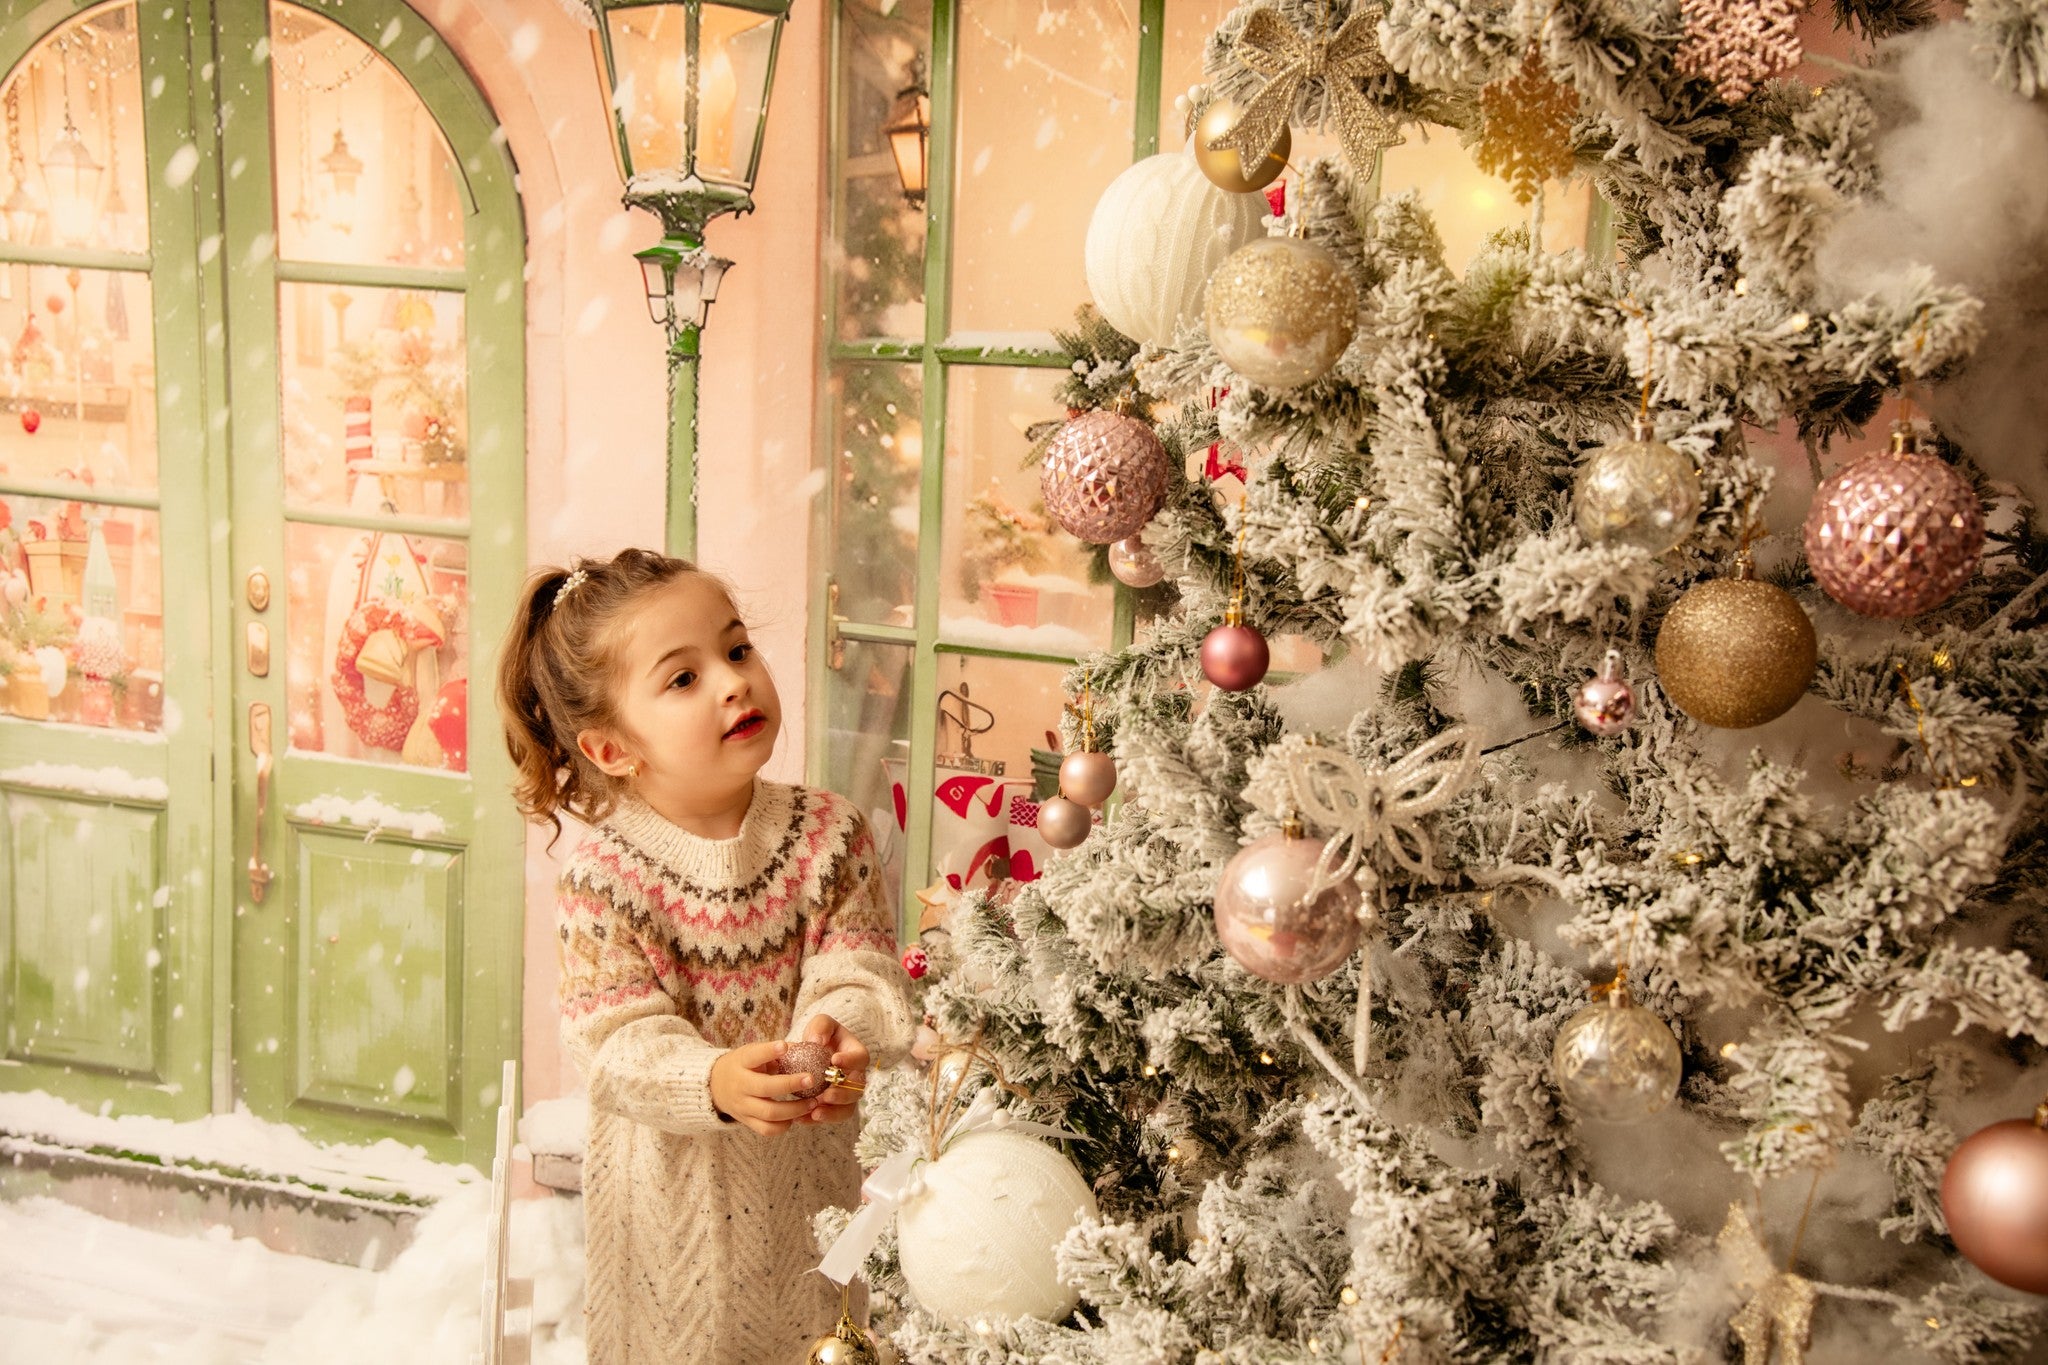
[3,790,166,1078]
[291,827,462,1130]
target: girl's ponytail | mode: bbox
[499,567,578,843]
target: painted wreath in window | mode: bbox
[332,598,445,752]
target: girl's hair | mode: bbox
[497,547,716,840]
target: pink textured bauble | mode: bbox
[901,944,930,980]
[1201,622,1270,692]
[769,1041,835,1100]
[1573,650,1636,737]
[1060,751,1118,806]
[1213,830,1361,983]
[1942,1115,2048,1294]
[1803,436,1984,618]
[1040,411,1171,544]
[1109,536,1167,588]
[1037,795,1093,849]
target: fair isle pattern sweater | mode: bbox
[558,780,912,1365]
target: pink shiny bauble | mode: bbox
[1201,622,1269,692]
[1060,751,1117,806]
[1573,649,1636,737]
[1213,831,1361,983]
[1040,411,1171,544]
[1942,1116,2048,1294]
[1803,435,1984,618]
[1109,536,1167,588]
[768,1041,835,1100]
[1037,795,1093,849]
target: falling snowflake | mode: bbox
[1675,0,1803,103]
[1474,46,1581,205]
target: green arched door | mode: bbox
[0,0,525,1169]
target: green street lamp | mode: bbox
[587,0,793,557]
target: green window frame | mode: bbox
[809,0,1167,932]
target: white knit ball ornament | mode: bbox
[895,1130,1098,1325]
[1083,148,1268,347]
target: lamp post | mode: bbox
[587,0,792,559]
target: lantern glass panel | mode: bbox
[605,6,691,181]
[695,7,779,185]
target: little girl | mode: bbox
[497,548,912,1364]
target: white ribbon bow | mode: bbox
[1286,726,1480,902]
[818,1087,1086,1286]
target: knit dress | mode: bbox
[556,779,913,1365]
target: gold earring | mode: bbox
[626,762,641,778]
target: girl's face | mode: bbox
[579,574,781,816]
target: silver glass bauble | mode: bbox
[1550,986,1682,1123]
[1575,415,1702,555]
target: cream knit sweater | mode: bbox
[557,780,912,1365]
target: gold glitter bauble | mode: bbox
[1194,100,1290,194]
[1204,236,1358,390]
[1655,568,1816,729]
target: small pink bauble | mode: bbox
[1037,795,1092,849]
[901,944,930,980]
[2,572,27,606]
[1109,536,1166,588]
[1942,1113,2048,1294]
[1573,649,1636,737]
[911,1023,944,1062]
[1060,750,1117,806]
[768,1040,835,1100]
[1040,411,1171,544]
[1214,828,1361,983]
[1803,431,1984,618]
[1201,621,1269,692]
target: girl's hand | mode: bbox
[709,1041,819,1138]
[798,1013,869,1125]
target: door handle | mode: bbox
[248,703,275,904]
[827,577,846,671]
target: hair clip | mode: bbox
[554,567,589,607]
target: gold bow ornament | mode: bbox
[1206,4,1402,180]
[1717,1203,1817,1365]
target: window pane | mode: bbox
[0,495,163,732]
[269,3,466,268]
[1380,127,1593,270]
[821,637,912,925]
[279,282,467,522]
[828,361,920,628]
[951,0,1139,338]
[1158,0,1235,156]
[0,4,149,254]
[0,263,156,493]
[925,652,1071,891]
[835,0,929,342]
[941,366,1113,653]
[285,521,469,772]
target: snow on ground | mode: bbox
[0,1187,586,1365]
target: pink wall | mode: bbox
[413,0,827,1117]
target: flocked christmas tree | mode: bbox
[816,0,2048,1360]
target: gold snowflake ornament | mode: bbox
[1474,46,1580,205]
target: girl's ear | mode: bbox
[577,728,637,778]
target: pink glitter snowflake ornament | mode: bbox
[1675,0,1803,103]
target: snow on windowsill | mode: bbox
[941,329,1061,354]
[291,793,449,842]
[938,614,1096,659]
[0,762,171,803]
[0,1089,482,1205]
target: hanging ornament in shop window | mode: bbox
[19,407,38,435]
[901,943,929,981]
[1655,550,1816,729]
[1551,975,1683,1124]
[1204,5,1400,182]
[1474,45,1580,205]
[1213,818,1362,983]
[1941,1099,2048,1295]
[1674,0,1802,102]
[1573,649,1637,737]
[1109,535,1167,589]
[1803,426,1984,618]
[1192,98,1290,195]
[1039,410,1171,545]
[1205,235,1358,390]
[1083,149,1268,348]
